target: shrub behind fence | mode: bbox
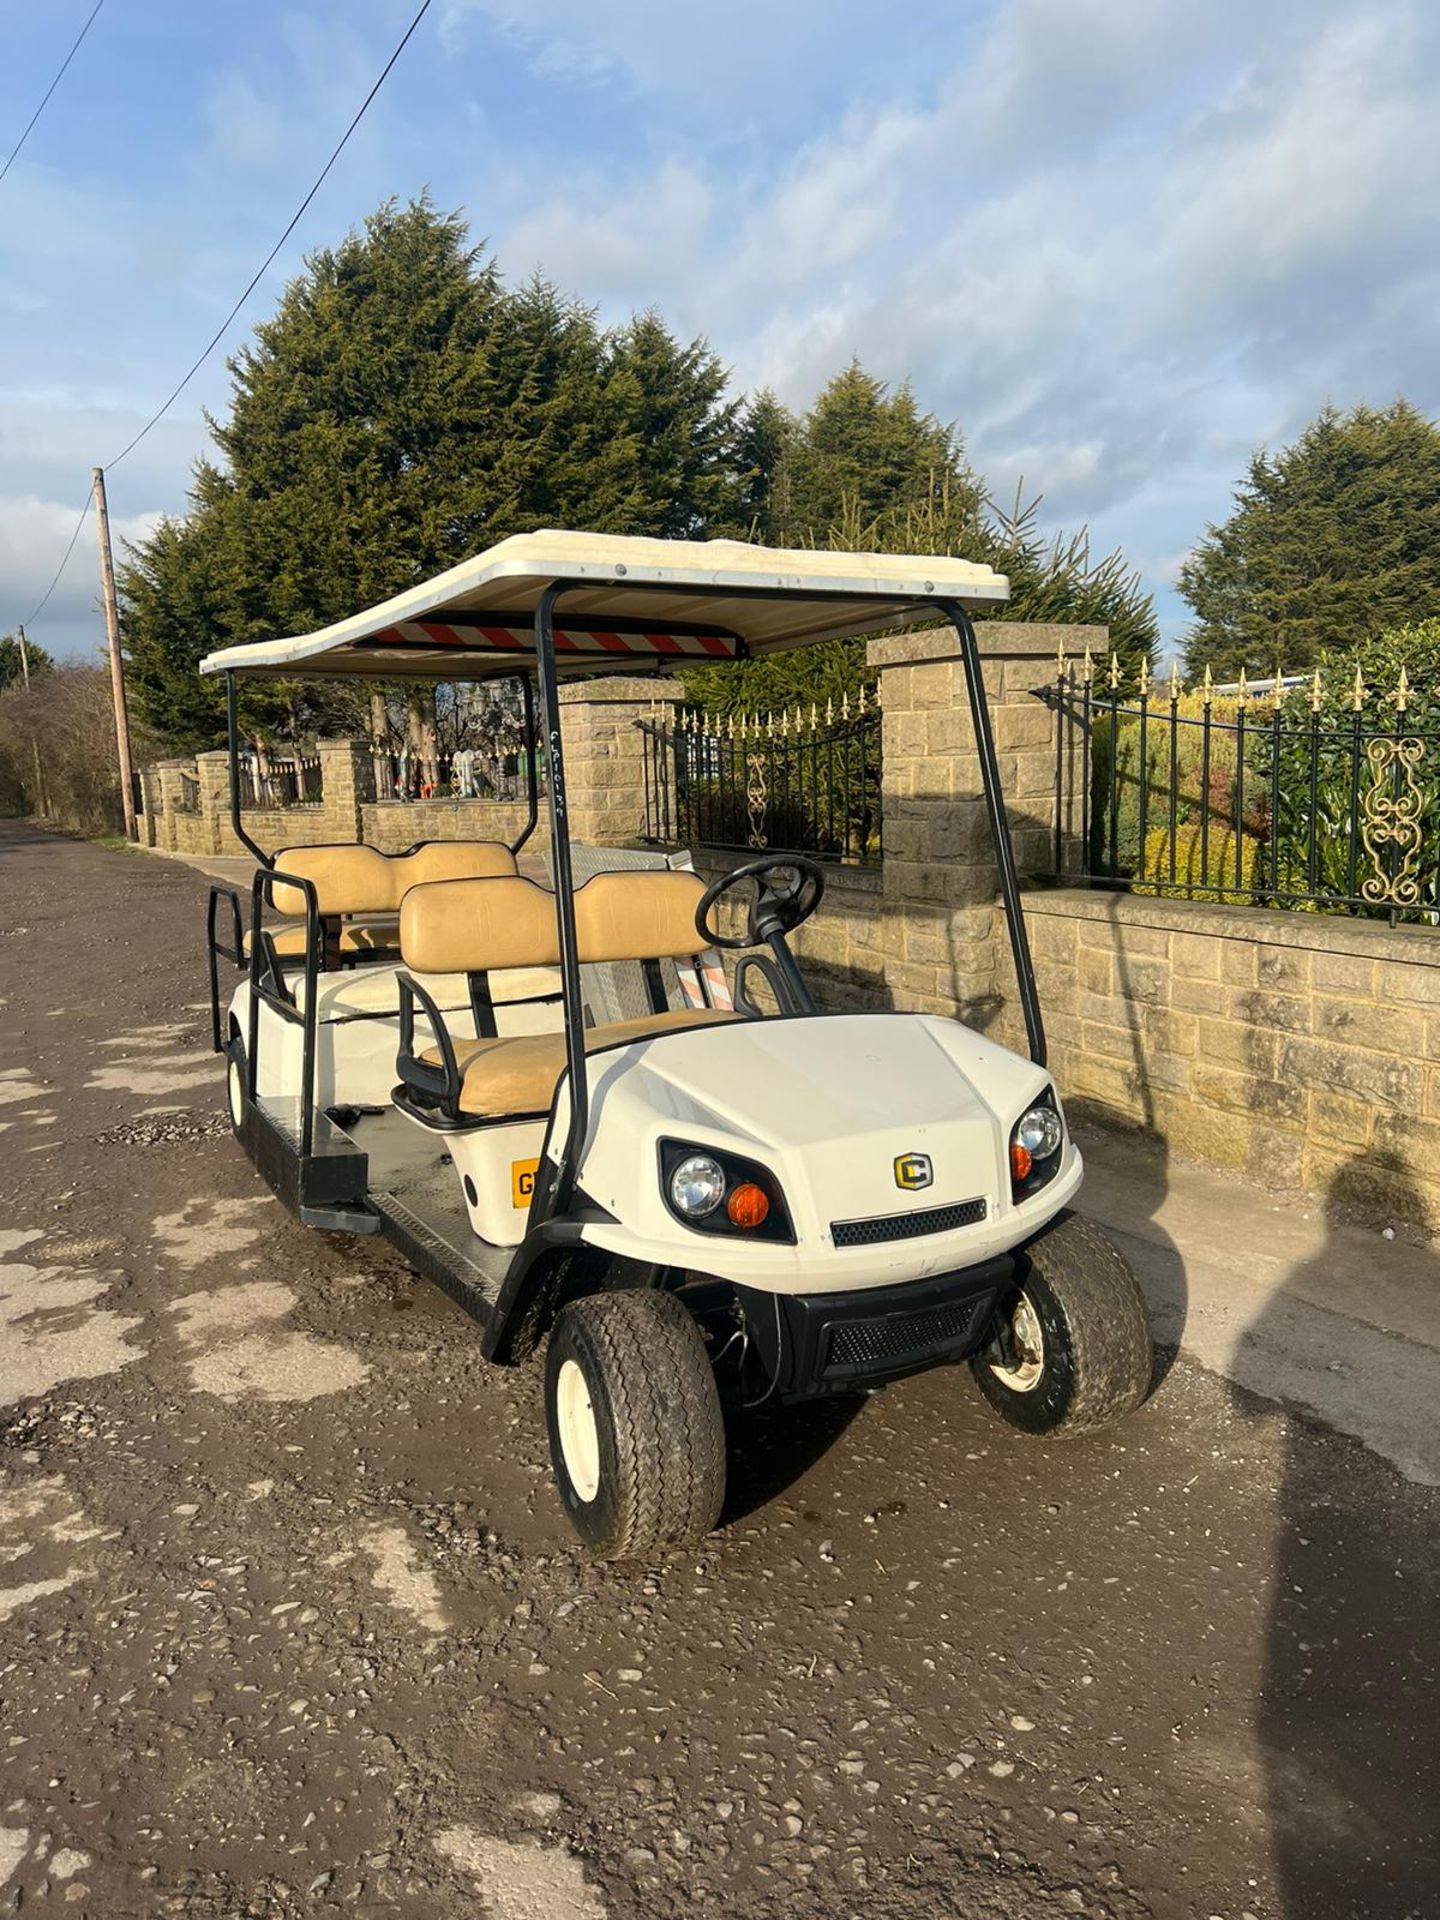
[1053,653,1440,922]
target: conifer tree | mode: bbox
[1181,401,1440,677]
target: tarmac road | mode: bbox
[1,817,1436,1920]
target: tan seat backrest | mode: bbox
[572,870,706,962]
[401,841,517,888]
[272,841,517,917]
[272,845,394,918]
[400,876,561,975]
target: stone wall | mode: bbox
[1023,888,1440,1231]
[360,799,547,856]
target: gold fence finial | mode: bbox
[1169,656,1182,704]
[858,684,868,715]
[1271,660,1287,710]
[1081,644,1094,686]
[1237,667,1249,703]
[842,690,851,721]
[1138,655,1151,699]
[1056,638,1067,681]
[1392,664,1412,714]
[810,702,819,731]
[1201,662,1214,707]
[825,696,835,726]
[1352,664,1367,712]
[1108,651,1121,691]
[1310,666,1324,713]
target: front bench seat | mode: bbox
[397,869,737,1122]
[423,1007,736,1119]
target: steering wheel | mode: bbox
[696,855,826,951]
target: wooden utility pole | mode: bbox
[91,465,137,841]
[16,624,48,817]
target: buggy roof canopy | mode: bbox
[198,531,1009,681]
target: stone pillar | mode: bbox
[315,737,371,843]
[153,758,195,853]
[136,765,161,847]
[868,622,1106,1032]
[195,750,233,854]
[557,677,682,847]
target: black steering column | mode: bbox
[695,856,826,1018]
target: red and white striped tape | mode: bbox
[373,620,737,659]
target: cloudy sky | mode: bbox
[1,0,1436,662]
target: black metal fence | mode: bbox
[237,752,322,811]
[1052,655,1440,922]
[640,697,882,863]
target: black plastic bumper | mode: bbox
[737,1254,1013,1402]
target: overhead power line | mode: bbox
[0,1,106,186]
[19,494,92,629]
[106,0,436,473]
[15,0,435,634]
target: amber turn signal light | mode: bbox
[1010,1142,1033,1182]
[726,1182,771,1229]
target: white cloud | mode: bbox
[0,494,162,659]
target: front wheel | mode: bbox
[544,1289,727,1560]
[970,1212,1152,1437]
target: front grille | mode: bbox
[830,1196,987,1249]
[825,1294,990,1373]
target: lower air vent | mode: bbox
[824,1294,991,1373]
[830,1196,987,1249]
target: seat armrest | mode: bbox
[397,971,462,1110]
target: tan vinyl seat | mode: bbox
[398,868,737,1120]
[266,841,519,937]
[246,918,397,960]
[421,1007,737,1117]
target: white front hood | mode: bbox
[567,1013,1081,1293]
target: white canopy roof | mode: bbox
[198,531,1009,681]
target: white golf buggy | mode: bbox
[202,533,1152,1558]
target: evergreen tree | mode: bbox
[0,632,54,691]
[686,369,1155,713]
[121,200,743,747]
[1180,401,1440,678]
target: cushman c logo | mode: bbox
[894,1152,933,1191]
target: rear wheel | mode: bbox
[544,1289,726,1560]
[970,1212,1152,1437]
[225,1033,248,1138]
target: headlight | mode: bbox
[658,1140,796,1243]
[669,1153,726,1218]
[1015,1104,1063,1161]
[1010,1093,1065,1194]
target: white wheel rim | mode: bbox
[989,1292,1045,1393]
[227,1057,244,1127]
[556,1359,601,1503]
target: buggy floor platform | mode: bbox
[241,1097,509,1329]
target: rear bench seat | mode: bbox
[397,870,736,1122]
[257,841,520,962]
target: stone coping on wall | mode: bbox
[1023,883,1440,972]
[869,621,1110,669]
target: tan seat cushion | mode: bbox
[420,1007,737,1118]
[245,915,398,960]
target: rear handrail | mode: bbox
[248,866,321,1158]
[205,884,244,1053]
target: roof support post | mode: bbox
[939,601,1047,1068]
[225,672,272,868]
[511,671,540,855]
[530,582,589,1220]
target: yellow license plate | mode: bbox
[511,1158,539,1209]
